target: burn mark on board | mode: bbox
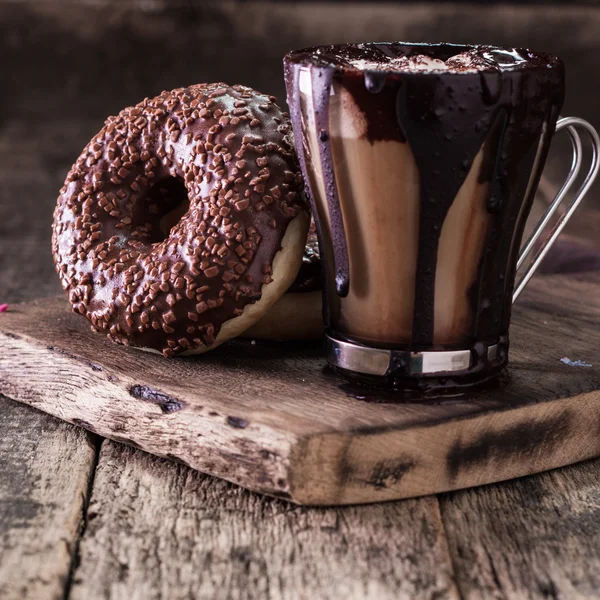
[127,384,185,414]
[338,434,416,491]
[446,410,572,481]
[364,458,416,489]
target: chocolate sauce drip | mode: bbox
[310,68,350,296]
[476,93,562,343]
[340,74,405,142]
[395,73,499,344]
[479,110,509,210]
[470,110,509,340]
[364,71,386,94]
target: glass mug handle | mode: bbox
[513,117,600,302]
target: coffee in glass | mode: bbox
[284,42,599,391]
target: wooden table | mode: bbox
[3,158,600,600]
[5,288,600,600]
[3,2,600,598]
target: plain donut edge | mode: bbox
[242,291,323,341]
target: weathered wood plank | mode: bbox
[0,396,98,600]
[70,441,458,600]
[440,458,600,599]
[2,272,600,505]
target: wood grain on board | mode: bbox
[1,272,599,505]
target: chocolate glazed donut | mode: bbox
[53,83,309,357]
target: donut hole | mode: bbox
[144,177,191,242]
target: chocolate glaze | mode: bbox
[53,83,306,357]
[284,42,564,384]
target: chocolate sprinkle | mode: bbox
[53,83,306,357]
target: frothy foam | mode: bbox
[348,50,500,73]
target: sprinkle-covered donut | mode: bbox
[52,83,309,356]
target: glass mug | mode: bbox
[283,42,600,391]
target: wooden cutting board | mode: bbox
[1,272,600,506]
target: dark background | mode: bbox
[2,0,600,302]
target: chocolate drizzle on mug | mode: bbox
[310,68,351,297]
[284,42,564,358]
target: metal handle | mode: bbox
[513,116,600,302]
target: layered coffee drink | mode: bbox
[284,43,565,389]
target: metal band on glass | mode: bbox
[327,335,499,377]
